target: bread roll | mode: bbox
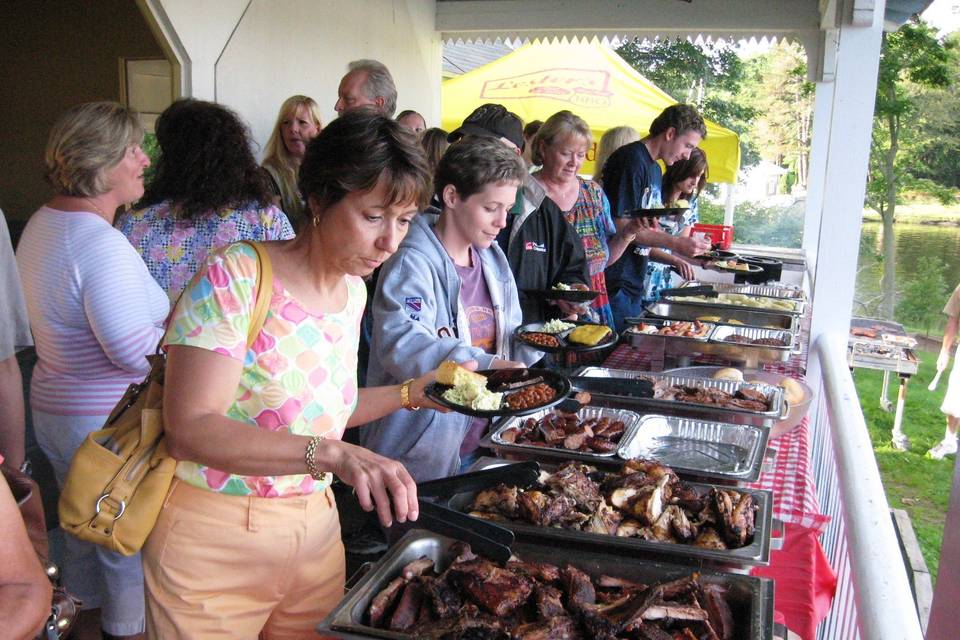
[779,377,805,404]
[712,367,744,382]
[437,361,487,387]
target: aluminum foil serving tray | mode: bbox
[318,529,774,640]
[617,415,770,483]
[576,366,788,428]
[447,458,777,568]
[645,302,797,331]
[700,325,798,364]
[660,291,805,317]
[680,280,806,301]
[484,406,642,463]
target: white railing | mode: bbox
[811,333,923,639]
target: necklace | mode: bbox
[85,198,109,220]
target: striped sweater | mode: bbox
[16,207,168,416]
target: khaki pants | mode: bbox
[142,480,344,639]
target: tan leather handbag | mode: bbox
[58,241,273,555]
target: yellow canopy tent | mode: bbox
[441,40,741,183]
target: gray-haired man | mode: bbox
[335,59,398,117]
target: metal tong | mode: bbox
[659,285,718,298]
[413,461,541,563]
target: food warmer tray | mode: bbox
[318,530,775,640]
[617,415,770,483]
[660,291,805,317]
[622,318,714,351]
[575,366,788,428]
[483,406,643,463]
[699,325,799,365]
[644,302,797,331]
[679,280,806,301]
[446,458,778,568]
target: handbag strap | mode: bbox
[242,240,273,349]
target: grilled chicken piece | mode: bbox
[671,484,707,513]
[538,415,567,444]
[410,603,509,640]
[694,528,728,550]
[616,519,643,537]
[640,600,709,622]
[518,490,550,525]
[629,474,671,525]
[667,504,695,541]
[623,458,675,481]
[649,509,675,542]
[713,488,756,547]
[610,486,640,509]
[368,575,406,628]
[471,484,520,518]
[736,387,769,404]
[543,494,588,528]
[563,431,589,450]
[584,498,623,535]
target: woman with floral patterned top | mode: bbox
[141,110,442,638]
[117,99,294,300]
[532,111,646,328]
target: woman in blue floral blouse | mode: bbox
[117,99,293,299]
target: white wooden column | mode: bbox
[805,0,883,386]
[801,70,837,277]
[137,0,249,100]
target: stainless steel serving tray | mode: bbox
[680,280,806,301]
[617,415,770,483]
[576,366,788,428]
[447,458,777,568]
[622,318,714,349]
[645,302,798,331]
[661,291,805,317]
[484,406,642,463]
[701,325,799,365]
[318,530,774,640]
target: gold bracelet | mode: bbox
[400,378,420,411]
[304,435,327,482]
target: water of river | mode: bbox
[855,222,960,320]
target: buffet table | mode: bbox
[601,315,835,639]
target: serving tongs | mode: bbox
[659,285,718,298]
[412,461,542,563]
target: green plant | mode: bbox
[895,255,949,335]
[698,200,803,248]
[141,132,159,187]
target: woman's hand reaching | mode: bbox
[326,440,418,528]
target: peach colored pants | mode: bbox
[142,480,344,639]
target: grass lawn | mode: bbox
[852,348,954,584]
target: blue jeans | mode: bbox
[609,289,647,333]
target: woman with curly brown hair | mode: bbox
[117,99,294,299]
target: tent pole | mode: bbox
[723,183,735,227]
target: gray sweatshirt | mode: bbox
[360,214,538,481]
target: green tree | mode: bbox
[867,18,952,318]
[895,255,948,335]
[615,38,759,167]
[741,43,814,190]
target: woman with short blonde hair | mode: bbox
[18,101,168,639]
[532,111,643,328]
[262,95,323,231]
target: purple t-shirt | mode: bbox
[455,249,497,455]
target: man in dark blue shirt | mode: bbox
[602,104,711,330]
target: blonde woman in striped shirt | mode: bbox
[16,102,166,640]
